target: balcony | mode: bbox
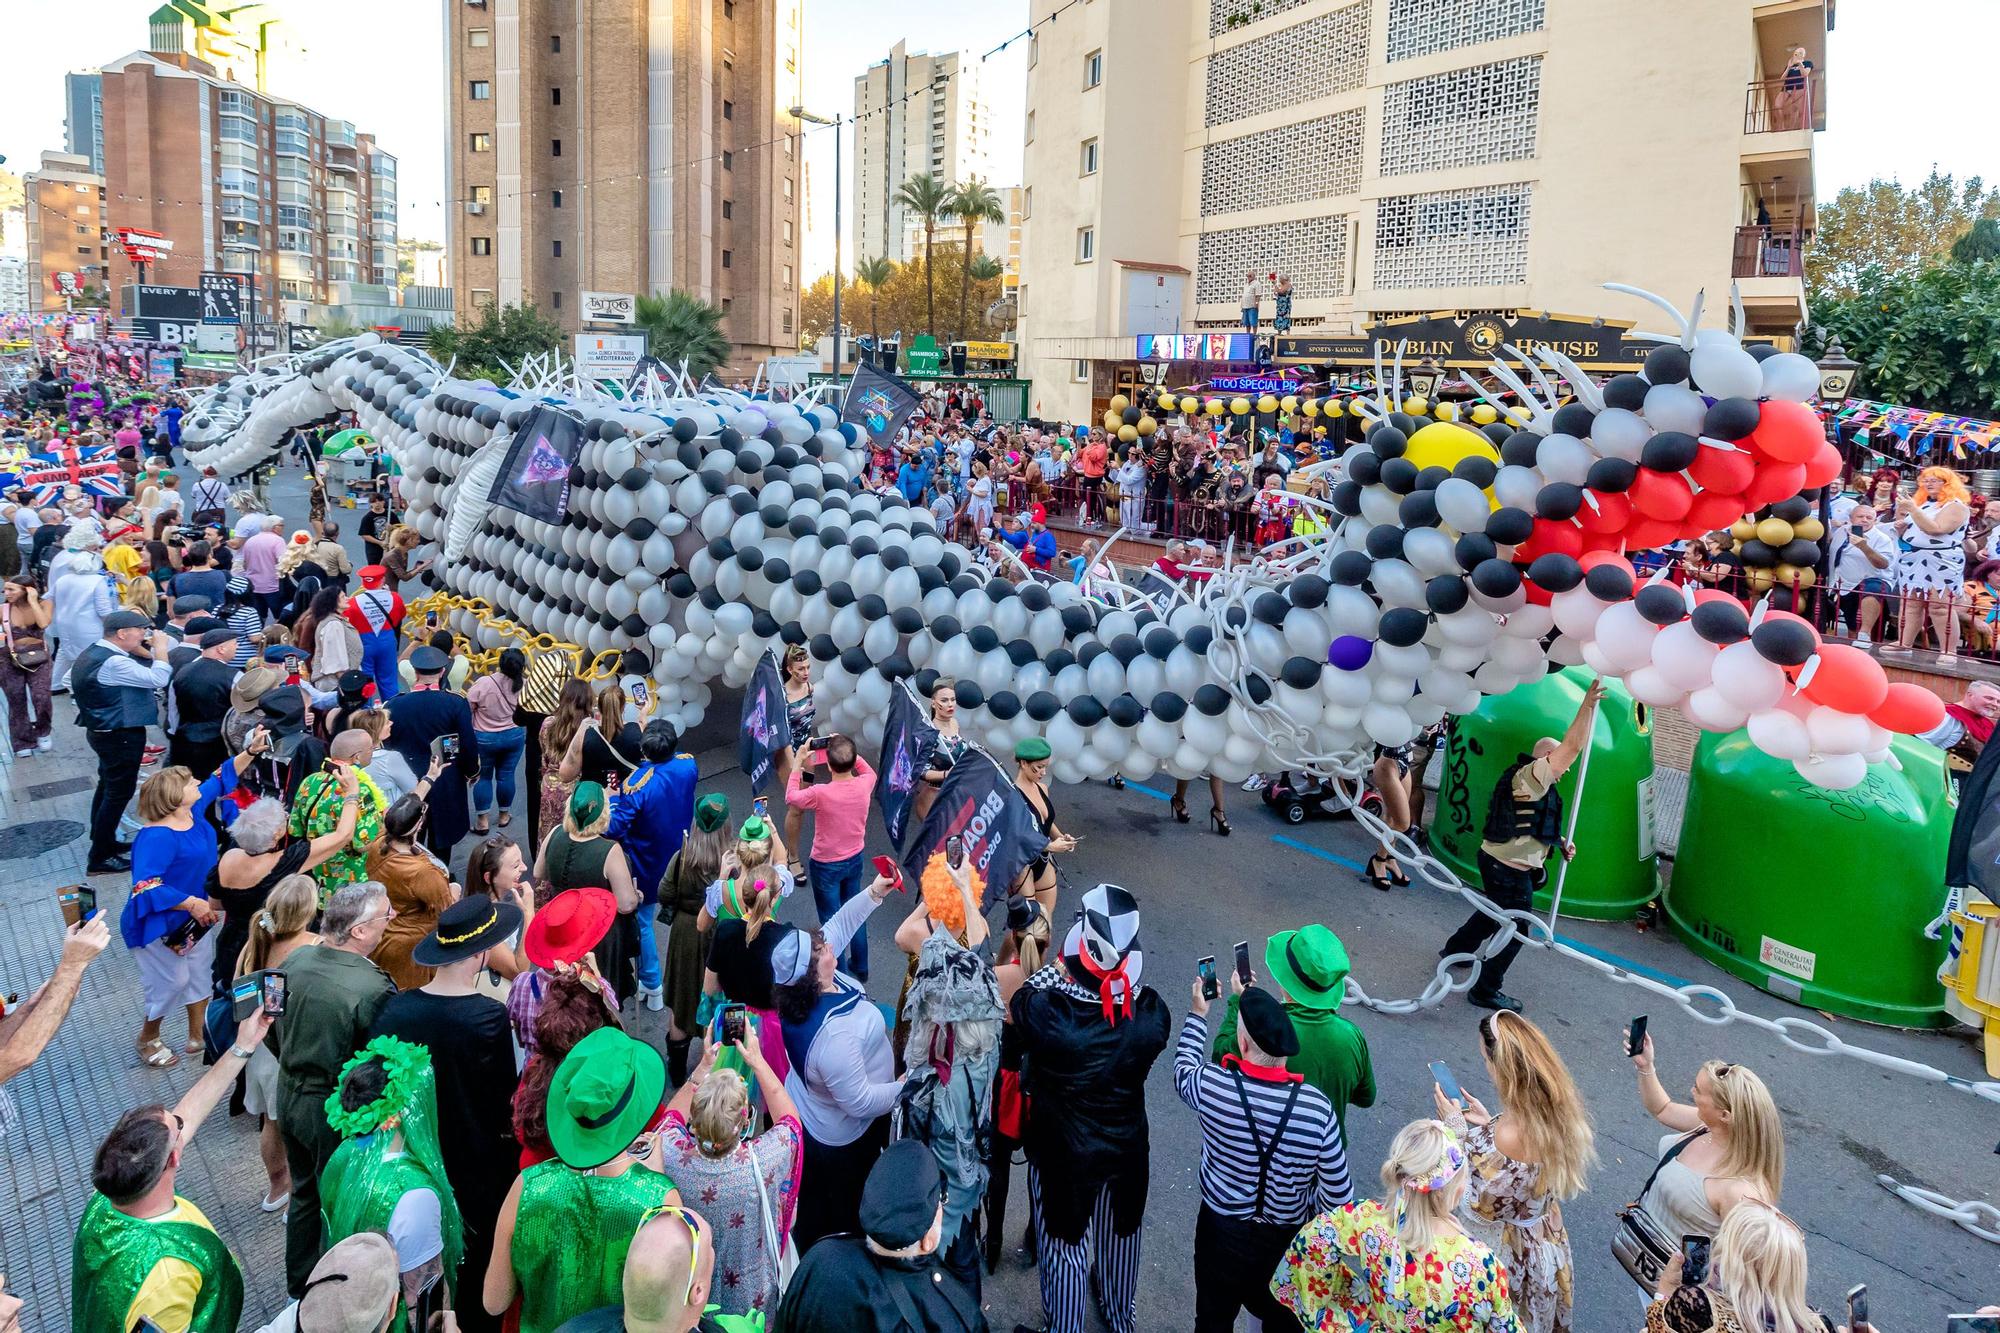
[1732,225,1804,279]
[1730,224,1809,335]
[1743,72,1822,135]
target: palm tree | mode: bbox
[968,254,1004,283]
[893,173,953,340]
[947,179,1006,340]
[855,256,895,346]
[632,290,730,379]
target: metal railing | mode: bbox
[1732,225,1805,279]
[1744,71,1820,134]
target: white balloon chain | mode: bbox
[1170,544,2000,1244]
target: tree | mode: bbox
[424,301,565,381]
[947,178,1006,341]
[1953,217,2000,265]
[855,256,894,345]
[1810,170,2000,302]
[1804,260,2000,416]
[800,254,1006,351]
[314,314,365,341]
[968,254,1004,283]
[632,291,730,379]
[892,174,952,340]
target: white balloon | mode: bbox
[1625,666,1686,708]
[1589,407,1651,463]
[1690,341,1764,402]
[1641,383,1707,436]
[1759,352,1821,403]
[1493,465,1543,510]
[1535,433,1595,485]
[1651,621,1720,692]
[1793,751,1867,791]
[1747,708,1811,760]
[1434,477,1491,534]
[1806,705,1874,756]
[1594,601,1659,673]
[1711,641,1788,712]
[1550,588,1608,639]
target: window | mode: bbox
[552,290,562,309]
[550,33,560,52]
[782,308,792,334]
[77,245,91,256]
[723,100,733,120]
[722,200,733,219]
[75,224,88,235]
[553,240,563,257]
[782,178,793,200]
[782,264,793,289]
[1084,49,1103,87]
[722,250,732,269]
[552,139,562,156]
[470,132,491,152]
[469,27,490,46]
[1025,111,1035,143]
[1024,187,1032,218]
[1029,33,1038,66]
[1080,138,1099,175]
[472,185,492,206]
[722,298,732,312]
[1076,226,1095,262]
[722,151,733,170]
[552,189,562,207]
[551,87,561,106]
[469,80,491,100]
[472,288,494,307]
[472,237,492,255]
[724,0,735,15]
[1072,359,1089,383]
[783,220,793,244]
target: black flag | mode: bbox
[877,685,936,847]
[489,405,585,526]
[900,750,1047,911]
[738,650,792,796]
[840,362,921,450]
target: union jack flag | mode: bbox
[0,444,124,505]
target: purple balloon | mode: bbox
[1328,635,1374,671]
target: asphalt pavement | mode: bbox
[10,456,1978,1332]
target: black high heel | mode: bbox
[1364,854,1395,890]
[1171,795,1191,823]
[1209,807,1231,836]
[1386,859,1411,887]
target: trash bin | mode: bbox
[1666,731,1953,1028]
[1433,666,1660,921]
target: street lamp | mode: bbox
[1816,337,1859,405]
[1408,356,1442,400]
[790,105,843,382]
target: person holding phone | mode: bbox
[1438,679,1604,1014]
[0,576,53,757]
[72,607,174,873]
[1432,1010,1597,1333]
[607,720,701,1011]
[771,644,817,877]
[1644,1202,1831,1333]
[1628,1033,1785,1248]
[384,643,478,857]
[784,732,878,980]
[364,795,459,991]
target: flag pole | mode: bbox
[1542,678,1601,929]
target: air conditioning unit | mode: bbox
[465,201,486,215]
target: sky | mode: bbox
[0,1,1988,280]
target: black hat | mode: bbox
[858,1138,943,1249]
[198,626,241,650]
[336,668,376,703]
[258,688,310,758]
[183,615,223,637]
[409,645,449,674]
[102,609,150,633]
[1237,986,1301,1059]
[171,594,213,614]
[262,643,308,664]
[413,896,525,968]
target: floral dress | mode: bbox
[656,1109,803,1322]
[1454,1116,1572,1333]
[1272,1199,1518,1333]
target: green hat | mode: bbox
[695,793,731,833]
[1015,736,1052,762]
[1264,924,1351,1011]
[547,1027,666,1169]
[739,814,771,842]
[568,781,607,828]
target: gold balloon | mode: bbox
[1470,403,1498,425]
[1257,394,1278,414]
[1403,396,1429,415]
[1746,567,1776,592]
[1793,567,1817,589]
[1755,517,1794,547]
[1136,415,1157,436]
[1729,518,1757,542]
[1281,395,1299,413]
[1110,393,1131,413]
[1118,424,1138,443]
[1302,398,1320,417]
[1205,398,1224,417]
[1156,393,1177,413]
[1403,420,1500,475]
[1230,397,1252,416]
[1793,516,1825,541]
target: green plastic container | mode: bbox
[1433,666,1660,921]
[1666,732,1954,1028]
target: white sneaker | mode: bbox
[1241,774,1268,792]
[35,736,52,752]
[640,985,664,1012]
[1854,634,1873,648]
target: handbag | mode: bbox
[752,1149,800,1296]
[3,605,47,671]
[1611,1128,1706,1291]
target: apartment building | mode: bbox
[93,49,396,332]
[853,41,995,265]
[65,74,106,176]
[1017,0,1827,421]
[23,151,109,316]
[445,0,804,369]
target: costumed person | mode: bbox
[346,564,404,701]
[386,644,479,859]
[318,1036,466,1326]
[773,1138,987,1333]
[1437,680,1602,1014]
[70,1009,271,1333]
[1006,883,1171,1333]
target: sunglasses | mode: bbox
[637,1203,708,1309]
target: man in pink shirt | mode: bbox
[239,519,287,623]
[786,733,878,979]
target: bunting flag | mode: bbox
[488,406,584,524]
[876,684,936,847]
[1830,397,2000,464]
[0,442,124,504]
[738,650,792,796]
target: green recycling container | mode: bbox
[1433,666,1659,921]
[1666,732,1953,1028]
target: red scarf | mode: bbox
[1070,948,1135,1026]
[1946,703,1995,745]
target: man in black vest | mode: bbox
[1438,679,1603,1013]
[168,627,241,782]
[72,609,174,874]
[386,645,478,857]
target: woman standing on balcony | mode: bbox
[1778,46,1814,130]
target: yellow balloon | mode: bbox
[1117,424,1138,444]
[1136,415,1157,436]
[1402,420,1500,476]
[1230,397,1252,416]
[1755,517,1794,547]
[1281,395,1299,413]
[1470,403,1498,425]
[1792,516,1825,541]
[1793,567,1817,589]
[1325,399,1345,418]
[1205,398,1224,417]
[1257,394,1278,414]
[1403,396,1429,416]
[1729,518,1757,542]
[1156,393,1177,413]
[1109,393,1130,413]
[1302,398,1320,417]
[1434,403,1458,421]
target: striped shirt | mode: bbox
[1173,1011,1352,1224]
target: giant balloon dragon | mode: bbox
[179,284,1941,792]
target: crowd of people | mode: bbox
[0,362,1967,1333]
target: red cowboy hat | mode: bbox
[522,887,617,969]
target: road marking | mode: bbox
[1123,781,1170,803]
[1270,833,1367,873]
[1553,933,1695,990]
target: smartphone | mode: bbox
[798,764,816,787]
[260,971,287,1016]
[752,796,769,819]
[1233,940,1253,986]
[439,733,460,761]
[426,610,438,628]
[1682,1234,1713,1288]
[412,1269,446,1330]
[721,1003,748,1046]
[1946,1316,2000,1332]
[57,883,96,927]
[1429,1059,1464,1103]
[1626,1015,1649,1059]
[871,853,906,891]
[945,834,964,869]
[1197,956,1219,1000]
[810,734,831,753]
[1841,1284,1866,1330]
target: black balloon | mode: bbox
[1379,607,1429,646]
[1025,691,1061,722]
[1778,539,1821,568]
[1453,456,1499,489]
[1415,465,1452,492]
[1528,554,1583,592]
[1772,496,1813,523]
[1500,431,1543,468]
[1486,507,1535,546]
[1737,539,1777,568]
[1345,451,1382,486]
[1455,532,1498,569]
[1150,691,1189,721]
[1425,576,1469,614]
[1551,403,1595,438]
[1471,559,1522,598]
[1289,574,1329,609]
[987,691,1021,720]
[1144,626,1177,659]
[1253,592,1290,625]
[1279,656,1323,689]
[1331,550,1374,586]
[1751,618,1816,666]
[1583,563,1634,601]
[1536,483,1583,521]
[954,680,986,709]
[1365,524,1405,559]
[1244,673,1273,706]
[1586,458,1637,493]
[1704,397,1761,441]
[1644,344,1691,384]
[1108,693,1145,727]
[1109,634,1144,665]
[1330,480,1364,515]
[1184,625,1215,655]
[1379,457,1419,494]
[967,625,1000,653]
[808,633,838,661]
[1192,683,1231,716]
[1369,426,1409,458]
[1641,431,1700,473]
[1066,695,1106,726]
[1635,584,1687,625]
